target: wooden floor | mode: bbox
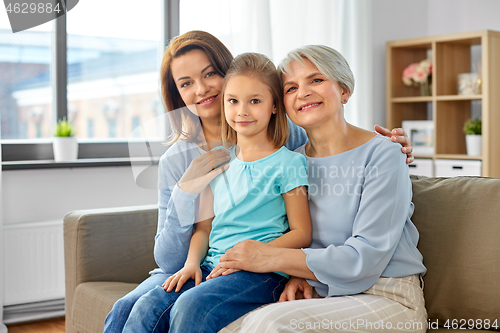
[6,317,65,333]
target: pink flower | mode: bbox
[413,65,429,83]
[402,59,432,86]
[403,63,416,77]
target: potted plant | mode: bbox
[463,118,482,156]
[53,118,78,162]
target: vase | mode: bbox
[420,78,432,96]
[465,135,482,156]
[53,137,79,162]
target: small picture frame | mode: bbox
[402,120,434,156]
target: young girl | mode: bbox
[122,53,312,333]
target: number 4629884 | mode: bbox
[6,2,61,14]
[443,319,498,330]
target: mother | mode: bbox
[103,31,414,332]
[216,45,427,332]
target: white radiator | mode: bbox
[3,221,65,308]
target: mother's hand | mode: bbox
[178,148,230,195]
[218,240,276,273]
[374,125,414,164]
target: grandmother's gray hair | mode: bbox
[278,45,355,96]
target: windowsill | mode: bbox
[2,157,159,171]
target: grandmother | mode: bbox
[215,45,427,333]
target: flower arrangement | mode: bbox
[402,59,432,87]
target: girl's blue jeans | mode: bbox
[104,265,288,333]
[103,272,171,333]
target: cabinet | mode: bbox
[386,30,500,177]
[408,159,434,177]
[434,159,481,177]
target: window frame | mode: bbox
[1,0,179,167]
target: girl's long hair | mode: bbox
[220,53,289,148]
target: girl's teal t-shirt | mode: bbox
[203,146,308,270]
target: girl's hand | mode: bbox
[279,277,313,302]
[178,148,230,195]
[162,263,202,292]
[374,125,414,164]
[206,264,240,280]
[218,240,275,273]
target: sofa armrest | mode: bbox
[64,204,158,323]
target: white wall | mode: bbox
[1,164,157,321]
[2,166,157,225]
[371,0,429,128]
[370,0,500,129]
[427,0,500,35]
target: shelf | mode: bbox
[413,154,483,161]
[392,97,433,103]
[435,95,482,101]
[413,155,434,159]
[387,30,500,177]
[434,154,482,160]
[413,155,482,160]
[391,95,482,103]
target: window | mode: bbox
[87,119,94,138]
[1,0,179,164]
[179,0,372,129]
[131,116,141,139]
[107,118,116,138]
[0,13,53,140]
[66,0,164,140]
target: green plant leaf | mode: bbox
[54,118,75,137]
[463,119,481,135]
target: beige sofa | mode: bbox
[64,176,500,332]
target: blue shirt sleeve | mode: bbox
[280,152,308,194]
[302,142,412,296]
[154,149,197,274]
[285,117,308,151]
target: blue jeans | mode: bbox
[103,273,171,333]
[122,265,288,333]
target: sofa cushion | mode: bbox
[410,175,500,330]
[66,207,158,284]
[72,282,138,333]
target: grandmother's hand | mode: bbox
[218,240,275,273]
[374,125,414,164]
[279,277,313,302]
[178,148,230,195]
